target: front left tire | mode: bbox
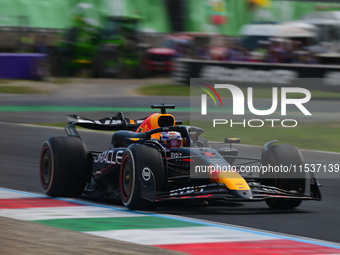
[120,144,166,210]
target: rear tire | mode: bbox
[261,144,305,209]
[120,145,165,210]
[40,137,89,197]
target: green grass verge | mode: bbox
[138,84,190,96]
[34,122,67,128]
[138,84,340,100]
[195,121,340,153]
[0,86,42,94]
[34,121,340,153]
[0,78,72,94]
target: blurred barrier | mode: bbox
[0,26,64,52]
[172,58,340,92]
[0,53,49,80]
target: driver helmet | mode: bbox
[160,131,182,148]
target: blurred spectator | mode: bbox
[304,52,318,64]
[308,42,331,54]
[280,39,294,63]
[210,46,228,60]
[227,45,249,61]
[267,38,285,63]
[289,40,302,63]
[252,40,270,62]
[197,44,211,59]
[210,37,228,60]
[209,36,229,61]
[176,42,190,58]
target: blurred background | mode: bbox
[2,0,340,80]
[1,0,340,151]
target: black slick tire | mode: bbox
[40,136,89,197]
[262,144,305,209]
[120,144,165,210]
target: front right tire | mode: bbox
[261,144,305,209]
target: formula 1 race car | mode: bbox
[40,104,321,210]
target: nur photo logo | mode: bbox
[198,83,312,128]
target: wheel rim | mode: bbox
[40,147,52,189]
[121,157,133,199]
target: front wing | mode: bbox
[141,181,321,203]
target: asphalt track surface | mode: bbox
[0,78,340,247]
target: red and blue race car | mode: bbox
[40,104,321,210]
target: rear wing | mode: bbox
[66,112,145,131]
[65,104,181,135]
